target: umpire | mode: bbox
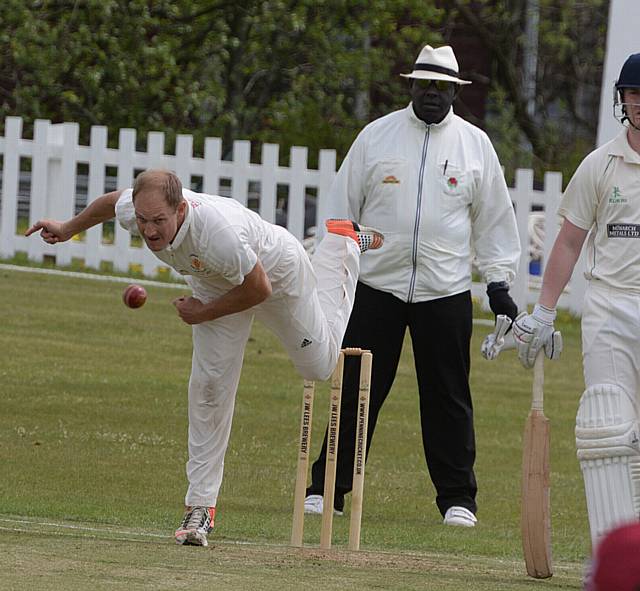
[304,44,521,526]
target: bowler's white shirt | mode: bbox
[559,130,640,293]
[115,188,294,293]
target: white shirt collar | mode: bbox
[608,129,640,164]
[164,199,192,253]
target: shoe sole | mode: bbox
[357,225,384,250]
[444,519,476,527]
[325,220,384,252]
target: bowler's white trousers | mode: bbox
[184,233,359,507]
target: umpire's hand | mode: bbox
[486,281,518,320]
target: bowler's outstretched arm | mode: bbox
[24,190,123,243]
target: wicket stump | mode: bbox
[291,348,372,551]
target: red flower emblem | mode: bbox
[447,177,458,188]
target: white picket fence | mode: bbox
[0,116,588,314]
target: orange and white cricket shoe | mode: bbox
[175,506,216,546]
[325,219,384,253]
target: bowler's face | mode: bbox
[410,79,458,125]
[134,192,185,251]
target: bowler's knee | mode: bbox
[298,365,332,382]
[296,353,337,382]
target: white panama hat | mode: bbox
[401,44,472,85]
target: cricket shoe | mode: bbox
[303,494,344,516]
[325,219,384,253]
[443,506,477,527]
[175,506,216,546]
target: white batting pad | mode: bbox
[576,383,640,545]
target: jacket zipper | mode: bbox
[408,127,430,302]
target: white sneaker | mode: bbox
[303,494,344,516]
[443,506,477,527]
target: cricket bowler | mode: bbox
[26,168,383,546]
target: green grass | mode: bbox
[0,266,588,589]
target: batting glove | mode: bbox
[512,304,563,368]
[481,314,514,360]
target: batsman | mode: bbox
[513,53,640,546]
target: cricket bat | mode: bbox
[521,353,553,579]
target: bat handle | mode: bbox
[532,354,544,411]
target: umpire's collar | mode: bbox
[406,103,454,129]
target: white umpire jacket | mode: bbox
[327,104,520,303]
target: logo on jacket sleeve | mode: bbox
[301,338,313,348]
[382,175,401,184]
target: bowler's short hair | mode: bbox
[132,169,184,210]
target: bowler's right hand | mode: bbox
[512,304,563,368]
[25,220,72,244]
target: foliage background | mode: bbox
[0,0,609,178]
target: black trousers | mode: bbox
[307,282,477,516]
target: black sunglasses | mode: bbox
[413,79,455,92]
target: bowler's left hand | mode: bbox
[173,296,210,325]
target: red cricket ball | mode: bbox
[122,284,147,309]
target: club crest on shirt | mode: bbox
[189,254,208,273]
[382,175,401,184]
[447,177,458,189]
[609,186,627,204]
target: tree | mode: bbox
[0,0,443,161]
[440,0,609,179]
[0,0,609,178]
